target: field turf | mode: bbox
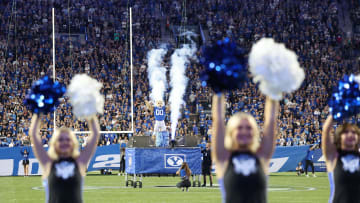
[0,172,330,203]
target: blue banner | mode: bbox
[309,149,327,172]
[269,146,310,172]
[0,145,122,176]
[87,145,122,171]
[269,147,326,172]
[126,148,202,175]
[0,146,39,176]
[0,145,326,176]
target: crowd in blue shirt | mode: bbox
[0,0,360,148]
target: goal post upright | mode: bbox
[73,8,135,136]
[129,7,134,134]
[52,8,56,133]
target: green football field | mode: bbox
[0,172,330,203]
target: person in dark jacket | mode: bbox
[305,144,317,177]
[201,143,213,187]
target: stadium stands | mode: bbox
[0,0,359,148]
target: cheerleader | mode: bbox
[176,162,192,192]
[29,114,100,203]
[322,115,360,203]
[203,37,303,202]
[212,94,278,203]
[21,148,30,177]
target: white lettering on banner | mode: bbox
[0,159,13,176]
[318,155,326,162]
[269,157,288,173]
[92,154,120,168]
[18,159,43,175]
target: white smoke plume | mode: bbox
[169,41,197,140]
[147,48,167,102]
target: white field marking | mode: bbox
[268,185,316,192]
[32,186,128,191]
[32,185,316,192]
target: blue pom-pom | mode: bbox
[24,76,66,114]
[200,38,248,93]
[328,74,360,121]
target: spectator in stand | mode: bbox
[0,0,359,148]
[192,123,199,136]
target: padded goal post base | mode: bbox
[124,147,202,188]
[125,174,143,188]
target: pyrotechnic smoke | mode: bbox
[169,39,197,140]
[147,48,167,102]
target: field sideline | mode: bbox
[0,172,330,203]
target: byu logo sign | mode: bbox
[165,154,185,168]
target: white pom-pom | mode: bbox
[249,38,305,100]
[355,74,360,87]
[67,74,104,118]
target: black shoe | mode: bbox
[210,183,213,187]
[201,184,206,187]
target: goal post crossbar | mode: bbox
[73,131,134,134]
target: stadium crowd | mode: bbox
[0,0,359,148]
[163,0,360,146]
